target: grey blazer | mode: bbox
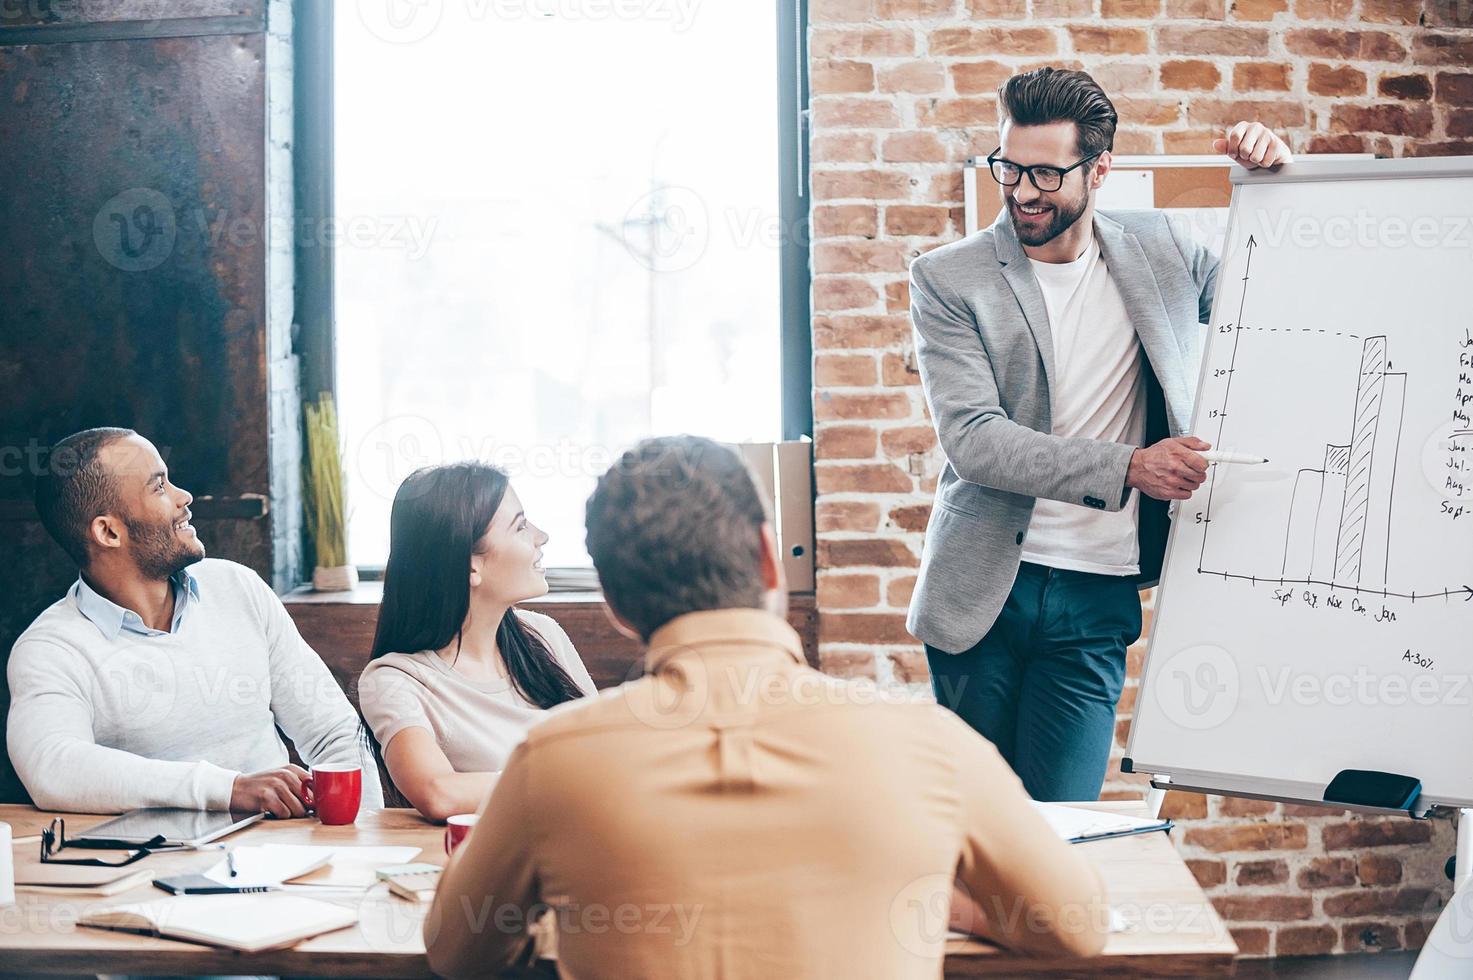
[907,210,1220,654]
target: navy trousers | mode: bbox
[926,562,1142,802]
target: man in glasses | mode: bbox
[7,428,381,815]
[907,67,1291,801]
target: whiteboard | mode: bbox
[1126,157,1473,813]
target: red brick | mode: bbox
[810,0,874,22]
[1070,25,1149,54]
[887,648,929,682]
[1323,819,1433,850]
[878,0,953,14]
[1235,858,1288,886]
[1183,823,1309,852]
[886,573,918,606]
[812,59,876,95]
[951,60,1013,95]
[1115,96,1182,125]
[1405,918,1434,949]
[880,426,937,456]
[1090,61,1156,92]
[885,205,950,238]
[814,314,911,348]
[816,501,881,532]
[1213,894,1313,921]
[816,462,914,493]
[812,170,911,201]
[1188,97,1307,129]
[1293,0,1353,16]
[1449,109,1473,139]
[885,280,910,313]
[1167,0,1226,15]
[811,26,916,58]
[813,133,878,164]
[815,241,909,275]
[1101,0,1161,14]
[821,649,878,678]
[916,97,999,128]
[888,503,932,531]
[878,62,945,95]
[1306,134,1366,153]
[1160,791,1208,819]
[1438,72,1473,105]
[1162,128,1220,153]
[1358,854,1403,886]
[929,27,1058,57]
[1234,61,1291,91]
[1308,63,1367,96]
[1187,859,1227,888]
[1362,0,1421,23]
[1322,888,1440,917]
[1033,0,1093,13]
[883,352,922,388]
[1231,0,1287,18]
[1343,921,1402,953]
[813,204,879,239]
[965,0,1028,15]
[1285,28,1407,62]
[1157,24,1269,55]
[817,424,879,460]
[1330,104,1434,138]
[926,171,965,204]
[1298,856,1356,889]
[817,573,881,609]
[1161,60,1222,90]
[813,279,881,314]
[1230,927,1270,956]
[1426,0,1473,26]
[881,132,948,164]
[818,538,919,568]
[1409,140,1473,157]
[1112,128,1159,153]
[1275,924,1337,955]
[815,392,912,421]
[815,353,878,388]
[1282,803,1346,818]
[1216,796,1277,817]
[811,98,901,129]
[1380,73,1432,100]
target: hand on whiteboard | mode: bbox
[1126,437,1211,501]
[1213,122,1293,170]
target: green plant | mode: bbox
[303,393,349,568]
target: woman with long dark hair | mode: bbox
[358,462,594,820]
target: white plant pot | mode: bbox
[312,564,359,592]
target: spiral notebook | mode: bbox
[79,893,358,953]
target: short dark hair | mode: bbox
[585,436,770,641]
[998,67,1118,158]
[34,427,136,568]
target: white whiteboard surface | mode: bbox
[1126,157,1473,812]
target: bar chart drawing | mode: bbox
[1278,335,1407,589]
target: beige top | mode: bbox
[428,608,1108,980]
[357,609,596,774]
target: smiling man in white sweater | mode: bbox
[7,427,381,815]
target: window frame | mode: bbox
[293,0,811,575]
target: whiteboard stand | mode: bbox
[1144,783,1168,821]
[1408,809,1473,978]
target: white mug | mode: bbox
[0,821,14,907]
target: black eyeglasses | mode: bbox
[39,818,166,867]
[986,148,1102,193]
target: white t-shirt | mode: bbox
[1021,239,1147,576]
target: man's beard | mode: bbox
[1008,191,1089,247]
[125,513,205,580]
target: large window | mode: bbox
[332,2,799,569]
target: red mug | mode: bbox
[444,814,478,854]
[312,765,362,825]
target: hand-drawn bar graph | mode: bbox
[1280,336,1407,589]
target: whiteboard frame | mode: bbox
[1123,154,1473,817]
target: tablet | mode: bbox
[74,808,267,847]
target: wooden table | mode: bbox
[0,802,1235,977]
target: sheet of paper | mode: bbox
[203,844,336,887]
[1030,802,1166,843]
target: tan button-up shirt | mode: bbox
[428,608,1107,979]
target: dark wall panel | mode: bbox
[0,8,274,802]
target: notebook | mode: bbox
[1032,802,1172,844]
[79,893,359,953]
[375,862,442,902]
[203,843,422,889]
[14,866,152,897]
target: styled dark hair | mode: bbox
[34,427,137,568]
[998,67,1118,158]
[364,462,585,803]
[585,435,770,641]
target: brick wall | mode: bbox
[807,0,1470,958]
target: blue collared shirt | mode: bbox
[71,568,201,639]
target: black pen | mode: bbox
[227,850,238,877]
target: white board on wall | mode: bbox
[1125,156,1473,812]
